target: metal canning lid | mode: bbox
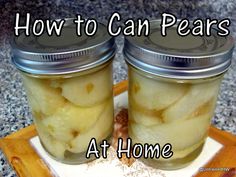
[124,20,235,79]
[11,19,116,75]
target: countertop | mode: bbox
[0,0,236,176]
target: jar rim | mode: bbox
[124,19,234,79]
[11,18,116,75]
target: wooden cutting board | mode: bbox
[1,80,236,177]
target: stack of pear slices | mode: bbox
[129,71,221,160]
[22,65,113,160]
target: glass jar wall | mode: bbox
[128,65,223,169]
[21,62,114,164]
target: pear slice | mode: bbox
[130,130,204,160]
[34,118,67,159]
[67,99,113,153]
[130,114,210,150]
[130,109,163,126]
[50,79,64,88]
[27,91,41,113]
[22,75,66,116]
[61,65,112,107]
[42,100,107,142]
[130,70,187,111]
[163,80,220,123]
[162,140,204,160]
[129,97,164,126]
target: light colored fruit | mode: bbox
[22,75,66,116]
[130,130,204,160]
[61,65,112,107]
[130,70,187,111]
[130,114,210,150]
[67,99,113,153]
[27,91,41,113]
[42,101,107,142]
[129,97,164,126]
[50,79,63,88]
[34,118,67,159]
[163,80,220,123]
[167,140,204,160]
[130,109,163,126]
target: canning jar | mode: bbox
[123,20,234,169]
[11,19,116,164]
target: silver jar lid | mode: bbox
[11,19,116,75]
[124,20,234,79]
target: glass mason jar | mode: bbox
[11,19,116,164]
[123,20,234,170]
